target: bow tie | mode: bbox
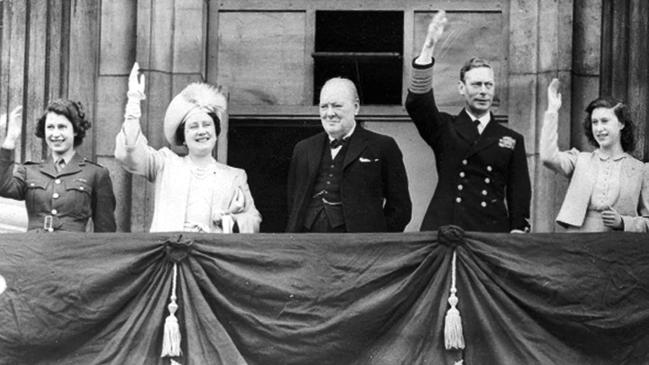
[329,138,349,149]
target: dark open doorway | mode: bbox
[227,119,322,232]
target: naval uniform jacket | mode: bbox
[286,126,412,233]
[405,59,531,232]
[0,148,116,232]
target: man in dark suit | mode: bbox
[286,77,411,233]
[405,11,531,233]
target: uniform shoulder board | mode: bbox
[83,158,104,168]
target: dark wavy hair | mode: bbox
[583,97,635,152]
[174,112,221,145]
[35,99,91,147]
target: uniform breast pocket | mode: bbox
[65,180,93,217]
[25,179,47,213]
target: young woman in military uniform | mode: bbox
[0,100,116,232]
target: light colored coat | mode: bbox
[115,130,261,233]
[540,110,649,232]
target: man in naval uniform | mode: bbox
[405,11,531,232]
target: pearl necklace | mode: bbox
[190,165,211,179]
[188,159,216,180]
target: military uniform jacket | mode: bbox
[286,126,412,233]
[0,148,116,232]
[405,59,531,232]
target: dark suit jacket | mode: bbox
[406,65,531,232]
[286,126,411,232]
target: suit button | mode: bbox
[459,172,465,178]
[330,164,335,168]
[79,186,84,191]
[487,165,493,172]
[54,179,61,184]
[481,201,487,207]
[51,209,58,215]
[462,160,468,165]
[482,190,487,196]
[484,177,490,184]
[326,181,330,185]
[456,197,462,203]
[52,193,60,199]
[457,184,463,191]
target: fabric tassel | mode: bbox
[161,263,182,358]
[444,250,465,350]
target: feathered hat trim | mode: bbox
[163,83,227,146]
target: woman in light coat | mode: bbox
[115,63,261,233]
[540,78,649,232]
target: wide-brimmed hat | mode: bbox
[163,83,227,146]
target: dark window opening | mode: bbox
[313,11,403,105]
[227,119,322,233]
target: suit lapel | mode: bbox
[60,153,83,177]
[623,155,639,178]
[39,158,58,178]
[466,116,500,157]
[454,110,480,144]
[306,133,327,181]
[343,126,368,170]
[41,153,84,178]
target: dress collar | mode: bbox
[594,149,627,161]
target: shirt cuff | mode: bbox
[409,58,435,94]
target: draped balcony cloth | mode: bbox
[0,230,648,365]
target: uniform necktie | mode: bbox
[474,119,481,135]
[56,158,66,172]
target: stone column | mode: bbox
[508,0,574,232]
[127,0,210,231]
[571,0,601,151]
[600,0,649,160]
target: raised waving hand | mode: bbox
[1,106,23,150]
[547,78,562,112]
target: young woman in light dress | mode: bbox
[540,78,649,232]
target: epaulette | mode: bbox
[83,158,104,168]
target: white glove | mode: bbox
[124,62,146,120]
[1,105,23,149]
[127,62,146,99]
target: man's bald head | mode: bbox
[321,77,360,104]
